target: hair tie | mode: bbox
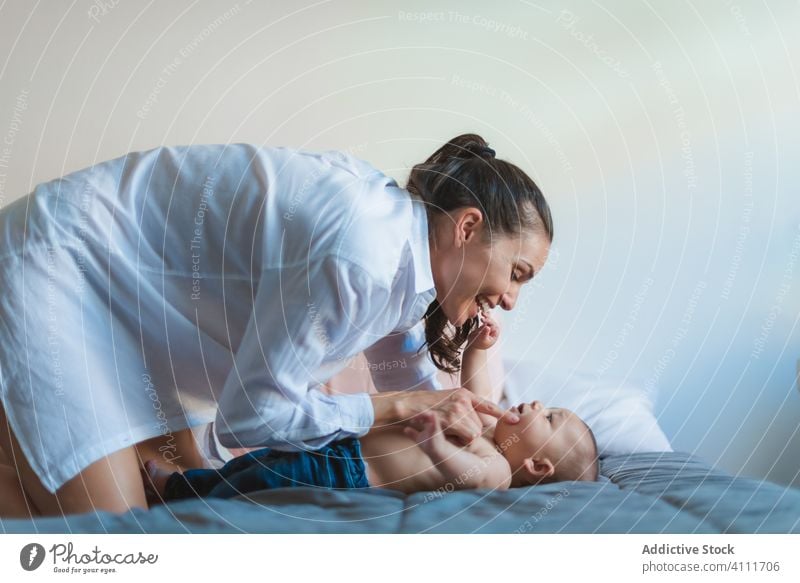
[470,145,495,159]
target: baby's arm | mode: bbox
[462,314,501,427]
[462,347,492,400]
[404,412,512,491]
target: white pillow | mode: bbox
[500,358,673,457]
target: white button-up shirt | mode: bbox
[0,142,440,492]
[209,145,442,450]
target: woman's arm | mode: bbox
[214,256,381,449]
[370,387,515,443]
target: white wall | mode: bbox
[0,0,797,486]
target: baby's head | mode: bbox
[493,400,598,486]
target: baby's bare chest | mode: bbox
[360,430,499,493]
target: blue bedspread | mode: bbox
[2,452,798,533]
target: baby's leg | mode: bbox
[142,459,227,503]
[141,461,171,505]
[144,445,350,503]
[135,428,207,472]
[149,448,307,501]
[141,448,274,503]
[202,442,366,499]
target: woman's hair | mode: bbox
[406,133,553,373]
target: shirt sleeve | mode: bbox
[213,254,388,451]
[363,319,443,392]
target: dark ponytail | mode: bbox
[407,133,553,374]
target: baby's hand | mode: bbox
[466,312,500,351]
[403,411,446,455]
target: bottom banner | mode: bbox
[0,534,797,582]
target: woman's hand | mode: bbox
[465,312,500,351]
[403,411,446,456]
[371,387,520,446]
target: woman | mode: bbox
[0,133,552,517]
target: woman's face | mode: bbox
[429,207,551,327]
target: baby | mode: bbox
[143,312,598,503]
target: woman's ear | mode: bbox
[453,207,484,247]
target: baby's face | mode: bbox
[493,401,587,470]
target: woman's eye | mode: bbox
[547,413,553,423]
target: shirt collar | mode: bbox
[409,197,436,295]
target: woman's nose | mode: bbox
[531,400,542,410]
[499,292,516,310]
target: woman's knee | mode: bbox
[1,401,147,516]
[0,403,47,516]
[0,443,10,465]
[52,447,148,515]
[0,463,40,518]
[4,427,146,515]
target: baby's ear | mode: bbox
[523,457,555,481]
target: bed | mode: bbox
[2,451,798,533]
[2,358,798,533]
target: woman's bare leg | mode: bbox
[0,400,209,516]
[0,462,39,518]
[0,403,147,517]
[0,407,44,518]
